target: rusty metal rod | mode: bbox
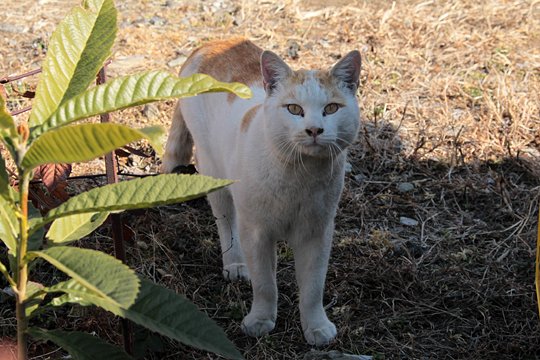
[97,66,134,355]
[0,68,42,84]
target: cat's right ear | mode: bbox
[261,51,292,94]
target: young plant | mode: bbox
[0,0,250,359]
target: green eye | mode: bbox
[286,104,304,116]
[323,103,340,115]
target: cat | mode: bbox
[163,38,361,346]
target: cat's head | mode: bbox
[260,50,361,160]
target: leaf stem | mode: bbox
[0,263,16,288]
[16,170,31,360]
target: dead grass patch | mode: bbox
[1,0,539,359]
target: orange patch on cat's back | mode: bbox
[240,104,261,132]
[183,38,263,103]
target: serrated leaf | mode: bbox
[22,123,164,169]
[37,163,72,194]
[28,246,140,308]
[49,291,93,307]
[47,277,243,360]
[28,328,132,360]
[30,71,252,140]
[46,212,110,245]
[28,0,117,128]
[31,174,231,231]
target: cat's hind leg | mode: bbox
[162,105,194,173]
[207,190,249,281]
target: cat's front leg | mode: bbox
[291,224,337,346]
[239,225,278,337]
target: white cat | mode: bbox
[163,38,361,346]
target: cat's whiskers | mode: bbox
[335,135,354,149]
[296,143,309,175]
[271,133,298,169]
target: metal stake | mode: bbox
[97,66,134,355]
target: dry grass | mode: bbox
[1,0,539,359]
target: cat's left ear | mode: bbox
[330,50,361,91]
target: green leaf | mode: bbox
[49,291,93,308]
[28,0,117,128]
[25,281,46,318]
[28,328,133,360]
[32,174,231,230]
[28,200,44,251]
[30,71,252,140]
[0,153,14,204]
[0,92,18,154]
[128,278,243,359]
[46,212,110,245]
[28,246,140,308]
[0,196,18,254]
[22,123,164,169]
[48,277,243,360]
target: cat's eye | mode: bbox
[323,103,340,116]
[286,104,304,116]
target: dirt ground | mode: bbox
[1,0,540,359]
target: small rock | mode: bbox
[354,173,367,183]
[399,216,418,227]
[142,104,160,120]
[136,240,148,250]
[397,182,415,193]
[344,162,353,173]
[287,40,300,60]
[149,15,167,26]
[109,55,146,74]
[167,55,187,68]
[0,23,29,34]
[303,350,372,360]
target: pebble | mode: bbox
[167,55,187,68]
[399,216,418,227]
[303,350,372,360]
[108,55,146,74]
[0,23,29,34]
[354,173,367,183]
[142,103,160,121]
[397,182,415,193]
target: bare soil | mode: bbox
[1,0,539,359]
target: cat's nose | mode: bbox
[305,127,324,138]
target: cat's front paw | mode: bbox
[303,320,337,346]
[241,313,275,337]
[223,263,250,282]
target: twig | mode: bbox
[0,68,42,84]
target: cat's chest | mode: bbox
[235,161,344,231]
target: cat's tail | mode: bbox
[161,104,194,173]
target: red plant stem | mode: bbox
[10,105,33,116]
[0,68,42,84]
[96,66,134,355]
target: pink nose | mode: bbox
[305,127,324,138]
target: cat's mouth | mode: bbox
[299,139,334,156]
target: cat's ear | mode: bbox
[261,50,292,94]
[330,50,361,91]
